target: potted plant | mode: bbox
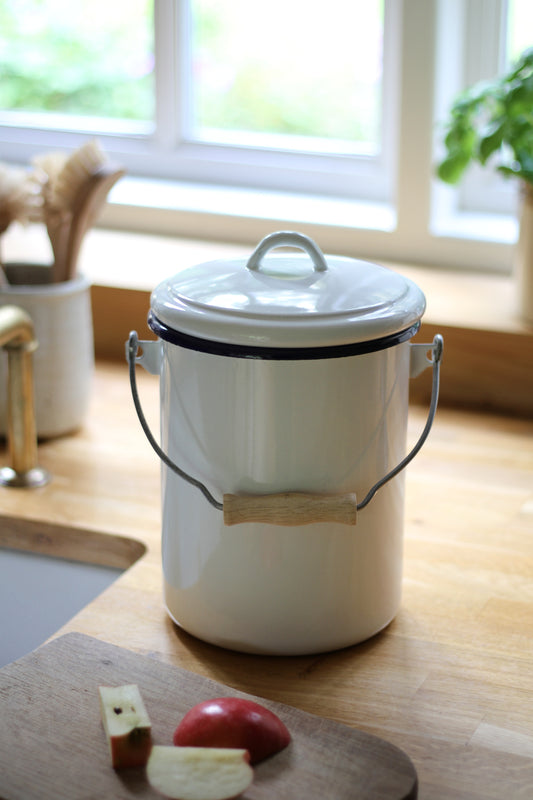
[437,47,533,324]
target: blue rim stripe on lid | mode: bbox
[148,312,421,360]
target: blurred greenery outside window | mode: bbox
[506,0,533,62]
[0,0,154,122]
[0,0,383,153]
[1,0,528,147]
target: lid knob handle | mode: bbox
[246,231,328,273]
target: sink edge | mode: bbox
[0,512,146,569]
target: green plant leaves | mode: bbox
[436,152,471,184]
[436,46,533,188]
[478,121,505,164]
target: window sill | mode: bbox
[102,175,520,250]
[3,223,532,418]
[101,176,397,253]
[101,177,518,274]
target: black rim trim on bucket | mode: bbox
[147,311,421,360]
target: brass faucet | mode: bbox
[0,305,51,487]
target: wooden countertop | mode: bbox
[1,361,533,799]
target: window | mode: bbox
[0,0,154,124]
[0,0,391,199]
[190,0,383,152]
[507,0,533,61]
[0,0,531,272]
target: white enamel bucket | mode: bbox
[128,232,443,655]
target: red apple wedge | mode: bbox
[146,746,253,800]
[99,684,152,768]
[173,697,291,764]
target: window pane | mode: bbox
[506,0,533,62]
[0,0,154,121]
[190,0,384,155]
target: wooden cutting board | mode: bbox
[0,633,417,800]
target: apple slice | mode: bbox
[99,684,152,768]
[146,746,253,800]
[173,697,291,764]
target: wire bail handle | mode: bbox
[127,331,443,524]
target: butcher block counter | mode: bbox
[1,361,532,799]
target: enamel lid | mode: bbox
[150,232,426,350]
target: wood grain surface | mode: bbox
[222,491,358,526]
[0,362,532,799]
[0,633,417,800]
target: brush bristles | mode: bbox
[1,140,124,281]
[0,163,41,234]
[55,140,108,210]
[34,140,109,215]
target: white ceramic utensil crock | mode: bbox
[128,232,443,655]
[0,264,94,438]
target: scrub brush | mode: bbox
[35,141,125,283]
[0,163,40,282]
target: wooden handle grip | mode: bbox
[223,492,357,527]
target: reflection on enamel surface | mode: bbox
[156,254,425,348]
[159,343,412,654]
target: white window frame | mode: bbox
[0,0,521,273]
